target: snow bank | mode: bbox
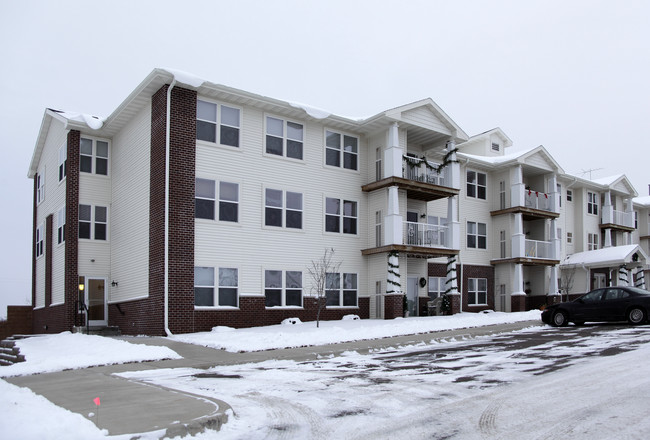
[170,310,541,352]
[0,332,181,377]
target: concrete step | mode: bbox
[0,339,26,366]
[73,326,122,336]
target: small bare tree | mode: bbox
[307,248,341,328]
[560,266,576,302]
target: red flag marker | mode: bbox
[93,397,101,406]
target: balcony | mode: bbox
[492,236,559,266]
[404,221,448,248]
[362,220,458,258]
[491,186,559,220]
[362,156,459,202]
[600,208,635,232]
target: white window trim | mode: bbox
[323,128,360,172]
[263,186,304,231]
[466,221,487,250]
[57,206,66,245]
[324,196,359,236]
[325,271,358,307]
[58,143,67,183]
[78,204,109,241]
[587,191,599,216]
[194,265,240,309]
[36,169,45,205]
[264,269,304,308]
[263,114,305,162]
[428,276,446,298]
[196,98,242,149]
[194,177,240,224]
[79,137,110,177]
[466,169,487,201]
[468,277,488,306]
[35,223,44,258]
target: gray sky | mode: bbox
[1,0,648,316]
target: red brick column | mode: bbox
[384,294,404,319]
[511,294,526,312]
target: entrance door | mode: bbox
[407,276,418,317]
[86,278,107,326]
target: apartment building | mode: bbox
[27,68,649,335]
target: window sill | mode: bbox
[194,306,240,311]
[196,139,243,152]
[265,306,304,310]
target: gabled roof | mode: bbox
[457,145,565,174]
[634,195,650,208]
[560,244,648,268]
[29,68,471,177]
[461,127,513,149]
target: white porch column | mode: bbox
[513,264,526,295]
[446,255,459,296]
[548,174,559,213]
[512,212,525,258]
[603,190,612,247]
[384,123,402,179]
[548,265,560,296]
[618,266,629,286]
[636,269,646,289]
[446,139,460,190]
[447,195,460,249]
[511,165,524,208]
[384,186,403,245]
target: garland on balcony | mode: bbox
[403,145,459,174]
[387,250,401,293]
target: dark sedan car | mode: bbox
[542,286,650,327]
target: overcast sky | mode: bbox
[1,0,648,315]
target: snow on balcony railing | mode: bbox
[524,239,553,259]
[404,221,448,248]
[524,190,551,211]
[402,157,446,186]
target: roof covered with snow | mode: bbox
[560,244,648,268]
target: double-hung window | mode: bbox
[325,272,357,306]
[57,206,66,245]
[58,144,67,182]
[36,171,45,205]
[468,278,488,305]
[325,130,358,170]
[79,138,109,175]
[194,266,238,307]
[195,178,239,222]
[79,204,107,240]
[265,189,303,229]
[587,192,599,215]
[467,170,487,199]
[196,99,240,147]
[35,223,44,258]
[467,221,487,249]
[325,198,357,234]
[428,277,446,299]
[588,233,599,250]
[265,270,303,307]
[266,116,304,159]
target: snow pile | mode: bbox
[288,101,331,119]
[171,310,541,352]
[55,111,105,130]
[0,332,181,377]
[0,380,110,440]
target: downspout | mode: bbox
[164,79,177,337]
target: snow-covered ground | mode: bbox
[169,310,542,352]
[0,332,181,377]
[2,312,650,439]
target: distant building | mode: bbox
[26,69,649,335]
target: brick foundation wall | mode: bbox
[383,294,404,319]
[0,306,33,340]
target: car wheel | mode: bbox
[627,307,646,325]
[552,310,568,327]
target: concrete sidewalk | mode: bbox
[5,320,541,439]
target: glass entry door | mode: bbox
[86,278,107,326]
[407,276,418,317]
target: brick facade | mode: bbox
[511,294,526,312]
[0,306,33,340]
[461,264,495,312]
[383,294,404,319]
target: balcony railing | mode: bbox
[602,208,635,229]
[524,190,551,211]
[402,157,446,186]
[404,221,448,248]
[524,239,553,259]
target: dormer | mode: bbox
[457,128,512,158]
